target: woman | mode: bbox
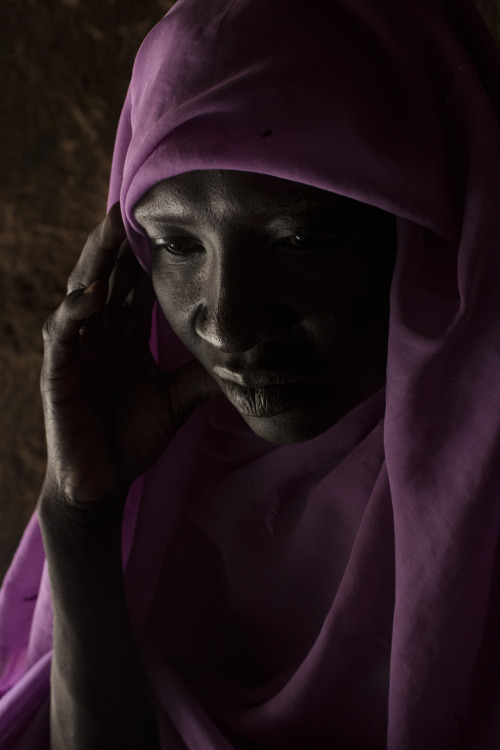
[1,0,500,748]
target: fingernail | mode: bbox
[107,202,124,225]
[83,280,99,295]
[104,204,126,242]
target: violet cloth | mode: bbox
[1,0,500,747]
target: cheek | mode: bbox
[152,263,198,343]
[302,262,392,376]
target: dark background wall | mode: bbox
[0,1,498,584]
[0,0,175,582]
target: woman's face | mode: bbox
[134,170,396,443]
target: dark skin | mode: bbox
[39,204,219,750]
[136,170,396,444]
[39,170,396,749]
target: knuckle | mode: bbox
[42,309,66,346]
[67,271,84,294]
[42,314,54,342]
[42,292,78,343]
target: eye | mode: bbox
[273,229,339,252]
[152,236,203,257]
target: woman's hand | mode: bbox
[40,203,220,508]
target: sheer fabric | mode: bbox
[1,1,500,747]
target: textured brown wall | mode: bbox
[0,0,175,582]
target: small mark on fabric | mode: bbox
[265,493,283,536]
[445,64,471,111]
[258,129,273,139]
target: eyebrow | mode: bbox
[135,196,356,231]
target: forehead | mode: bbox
[133,169,369,228]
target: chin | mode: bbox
[241,410,341,444]
[218,378,349,443]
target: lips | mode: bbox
[220,380,315,417]
[212,365,304,388]
[212,365,325,418]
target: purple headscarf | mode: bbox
[1,0,500,747]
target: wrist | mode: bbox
[38,475,126,533]
[39,483,128,630]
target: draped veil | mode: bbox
[1,1,500,748]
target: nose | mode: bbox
[194,249,297,352]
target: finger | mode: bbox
[42,281,107,370]
[107,239,144,309]
[67,203,126,293]
[118,263,157,343]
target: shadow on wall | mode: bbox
[475,0,500,42]
[0,0,175,584]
